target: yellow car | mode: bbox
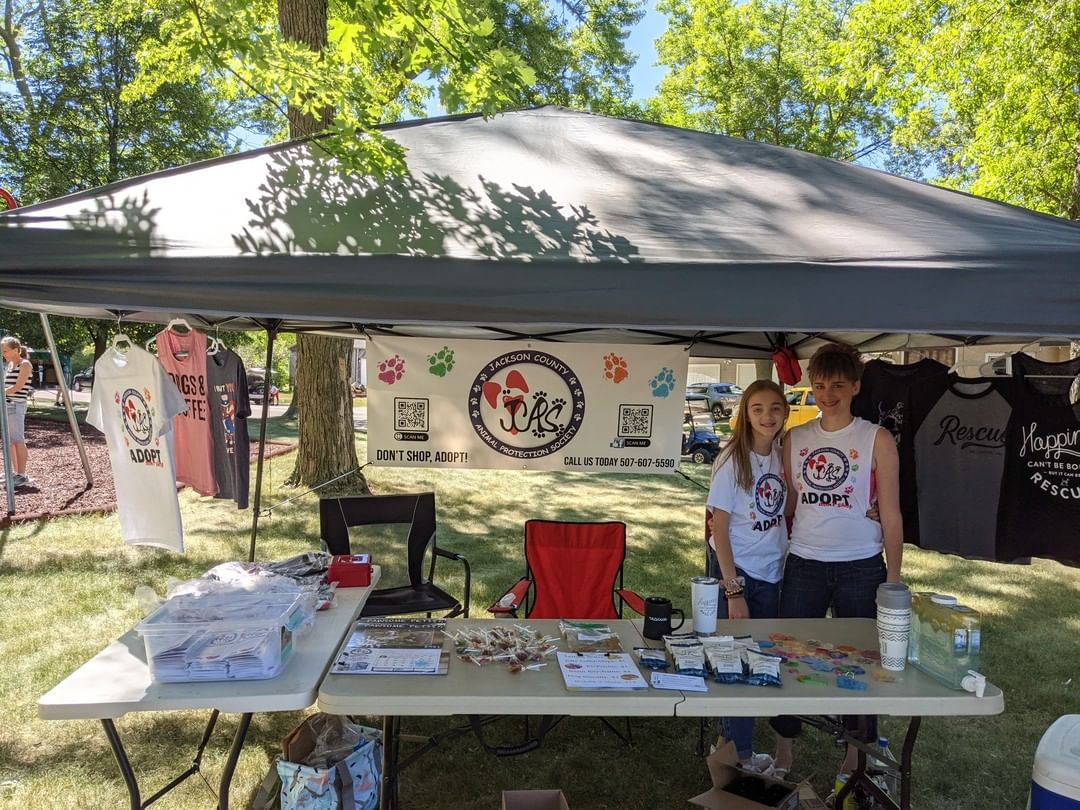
[728,387,820,432]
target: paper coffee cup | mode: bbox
[876,583,911,671]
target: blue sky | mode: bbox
[626,1,667,102]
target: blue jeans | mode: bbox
[770,553,886,742]
[706,549,781,759]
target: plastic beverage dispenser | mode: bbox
[908,592,983,692]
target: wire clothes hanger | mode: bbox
[974,340,1078,379]
[207,325,224,356]
[147,317,195,353]
[110,313,133,354]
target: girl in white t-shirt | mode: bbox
[705,379,789,770]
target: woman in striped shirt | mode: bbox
[3,336,32,487]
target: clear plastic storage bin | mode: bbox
[136,592,304,683]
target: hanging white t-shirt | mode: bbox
[706,445,788,583]
[787,417,883,562]
[88,346,188,551]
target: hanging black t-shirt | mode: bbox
[995,382,1080,565]
[207,349,252,509]
[853,358,950,542]
[1011,352,1080,402]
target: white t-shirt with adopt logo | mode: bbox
[707,445,788,583]
[88,346,188,551]
[788,417,883,561]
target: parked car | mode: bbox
[729,387,819,432]
[685,382,743,419]
[72,367,93,392]
[681,423,722,465]
[351,382,367,397]
[248,374,280,405]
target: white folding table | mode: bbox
[317,616,1003,810]
[38,568,381,810]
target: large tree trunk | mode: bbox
[288,334,367,493]
[277,0,333,136]
[279,0,367,494]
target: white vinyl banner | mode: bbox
[367,337,690,473]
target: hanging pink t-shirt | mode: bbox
[156,328,218,496]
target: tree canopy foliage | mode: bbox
[0,0,257,204]
[843,0,1080,217]
[649,0,888,159]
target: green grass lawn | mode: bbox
[0,423,1074,808]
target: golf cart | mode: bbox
[682,399,723,464]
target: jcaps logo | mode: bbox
[469,351,584,459]
[754,473,785,517]
[801,447,850,491]
[121,388,153,446]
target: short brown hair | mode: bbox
[807,342,863,382]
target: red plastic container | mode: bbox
[328,554,372,587]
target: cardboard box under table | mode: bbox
[689,741,802,809]
[36,567,381,810]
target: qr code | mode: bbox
[618,404,653,438]
[395,397,429,432]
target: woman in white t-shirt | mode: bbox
[706,379,789,771]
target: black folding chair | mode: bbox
[319,492,470,618]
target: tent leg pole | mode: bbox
[40,314,92,487]
[247,323,279,563]
[0,350,13,516]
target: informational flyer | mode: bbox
[331,618,450,676]
[556,652,648,690]
[368,337,688,473]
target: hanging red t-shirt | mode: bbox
[156,328,218,496]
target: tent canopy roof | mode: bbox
[1,106,1077,357]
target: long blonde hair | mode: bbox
[1,336,28,361]
[714,379,788,491]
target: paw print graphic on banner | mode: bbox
[427,347,455,377]
[602,353,629,383]
[799,447,809,457]
[649,367,676,398]
[378,355,406,385]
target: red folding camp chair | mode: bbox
[488,519,645,619]
[475,520,646,756]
